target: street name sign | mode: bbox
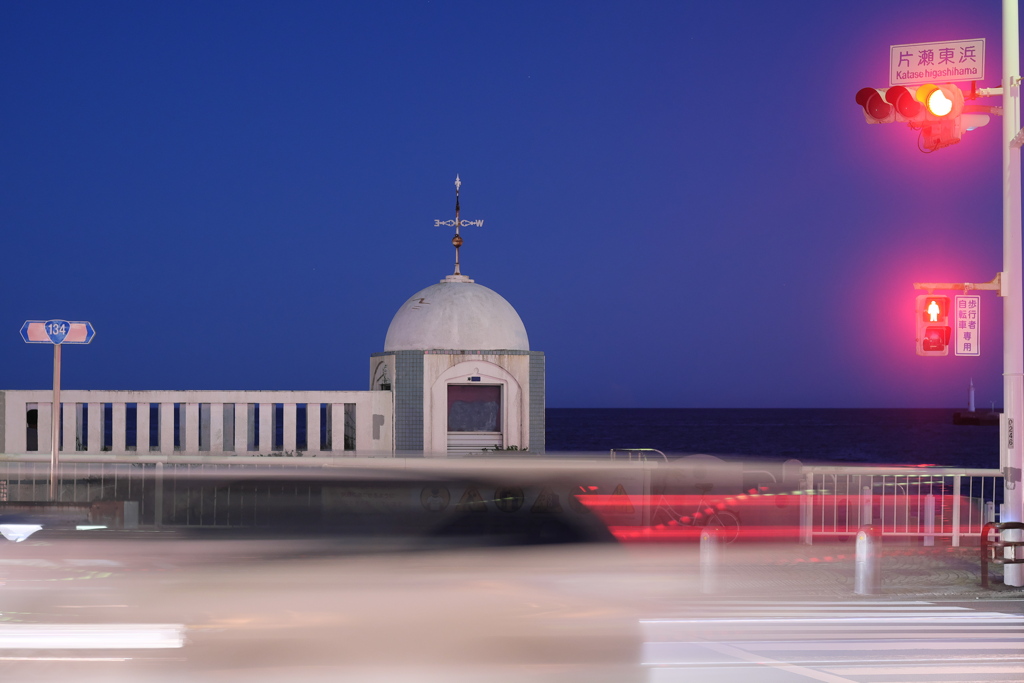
[890,39,985,86]
[954,295,981,357]
[21,320,95,345]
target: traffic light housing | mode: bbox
[855,86,924,123]
[916,294,951,356]
[855,83,967,152]
[916,83,965,151]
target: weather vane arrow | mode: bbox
[433,174,484,276]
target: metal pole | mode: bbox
[924,494,935,547]
[699,527,719,594]
[453,175,463,275]
[1003,0,1024,586]
[861,485,872,525]
[155,461,164,528]
[50,343,61,501]
[800,473,813,545]
[952,475,962,547]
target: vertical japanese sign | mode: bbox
[954,295,980,357]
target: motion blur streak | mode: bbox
[582,492,979,543]
[0,466,1006,681]
[0,624,184,649]
[0,524,43,542]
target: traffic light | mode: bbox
[855,83,968,152]
[916,83,965,151]
[916,294,951,356]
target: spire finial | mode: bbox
[433,175,484,280]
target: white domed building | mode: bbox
[370,201,545,456]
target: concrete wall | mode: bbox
[0,390,393,456]
[529,353,545,454]
[373,351,425,454]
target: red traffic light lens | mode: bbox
[856,88,892,120]
[885,86,922,118]
[923,326,951,351]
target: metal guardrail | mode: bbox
[0,456,1007,545]
[0,455,657,529]
[0,459,334,527]
[981,521,1024,588]
[801,467,1003,546]
[610,448,668,462]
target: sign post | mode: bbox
[20,320,96,501]
[1000,0,1024,586]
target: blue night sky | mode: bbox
[0,1,1015,409]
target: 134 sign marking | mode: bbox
[20,320,95,345]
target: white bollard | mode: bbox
[800,487,813,545]
[855,526,881,595]
[700,527,719,595]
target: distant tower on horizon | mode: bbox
[968,378,976,413]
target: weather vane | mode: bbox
[434,174,484,276]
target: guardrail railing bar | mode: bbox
[880,474,890,533]
[952,474,962,546]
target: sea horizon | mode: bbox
[544,407,999,469]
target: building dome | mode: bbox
[384,276,530,351]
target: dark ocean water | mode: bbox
[545,408,1000,469]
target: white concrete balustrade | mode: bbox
[0,390,394,456]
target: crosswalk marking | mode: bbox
[732,640,1022,651]
[646,600,1009,615]
[826,663,1024,675]
[699,641,866,683]
[642,600,1024,682]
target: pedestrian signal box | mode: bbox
[916,295,951,356]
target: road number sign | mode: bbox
[21,320,96,345]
